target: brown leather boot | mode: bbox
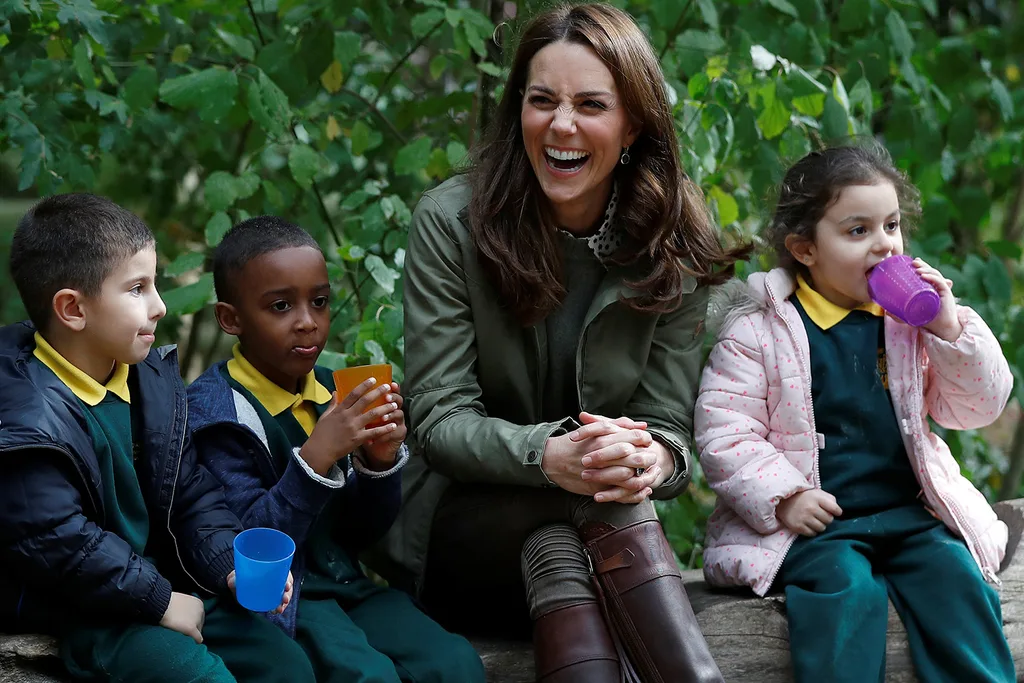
[581,519,725,683]
[533,602,624,682]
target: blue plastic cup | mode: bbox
[233,528,295,612]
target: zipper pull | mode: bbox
[901,418,912,436]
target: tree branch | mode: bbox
[659,0,695,61]
[340,89,409,144]
[246,0,267,46]
[349,19,445,133]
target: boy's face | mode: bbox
[82,245,166,366]
[218,246,331,392]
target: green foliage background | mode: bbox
[2,0,1023,567]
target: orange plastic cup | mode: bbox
[332,364,393,427]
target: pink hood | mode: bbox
[696,269,1012,596]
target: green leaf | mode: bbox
[696,0,719,29]
[446,140,467,168]
[429,55,447,80]
[342,190,370,211]
[165,251,205,278]
[288,144,322,188]
[778,126,812,161]
[848,78,873,119]
[72,40,95,86]
[412,8,445,38]
[983,258,1012,305]
[205,212,232,247]
[246,70,291,138]
[235,171,261,199]
[300,22,334,83]
[832,75,850,113]
[55,0,109,45]
[340,244,366,261]
[364,255,399,295]
[674,30,725,75]
[986,240,1023,261]
[762,0,799,18]
[334,30,361,67]
[885,11,914,61]
[688,72,711,99]
[215,28,255,61]
[756,83,790,140]
[171,44,193,64]
[990,79,1014,122]
[478,61,502,77]
[362,339,388,365]
[822,93,851,141]
[123,65,158,111]
[425,147,449,179]
[394,137,433,176]
[159,68,238,123]
[350,121,374,157]
[162,273,214,317]
[708,186,739,225]
[317,350,350,371]
[205,172,238,212]
[838,0,872,31]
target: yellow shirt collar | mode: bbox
[32,332,131,406]
[794,274,884,331]
[226,343,332,417]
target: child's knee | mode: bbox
[403,634,486,683]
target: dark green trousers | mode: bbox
[60,597,315,683]
[296,574,486,683]
[779,504,1015,683]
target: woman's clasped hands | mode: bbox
[542,411,673,504]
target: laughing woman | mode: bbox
[376,4,747,682]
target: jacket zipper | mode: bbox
[761,278,820,593]
[165,397,215,595]
[0,443,103,521]
[898,336,993,581]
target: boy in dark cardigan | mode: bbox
[187,216,485,683]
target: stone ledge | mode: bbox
[4,499,1024,682]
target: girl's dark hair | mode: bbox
[468,2,750,326]
[766,143,922,274]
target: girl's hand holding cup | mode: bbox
[911,258,962,342]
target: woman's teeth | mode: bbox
[545,147,590,171]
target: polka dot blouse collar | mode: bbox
[562,183,623,261]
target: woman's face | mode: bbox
[521,40,638,232]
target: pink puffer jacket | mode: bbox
[696,269,1012,596]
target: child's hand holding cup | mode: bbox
[333,364,406,469]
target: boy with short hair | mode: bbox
[0,194,314,683]
[187,216,486,683]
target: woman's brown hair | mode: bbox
[468,2,750,326]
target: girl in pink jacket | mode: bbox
[696,145,1015,683]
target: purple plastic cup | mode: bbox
[867,255,941,327]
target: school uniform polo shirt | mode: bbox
[32,333,150,554]
[792,276,921,516]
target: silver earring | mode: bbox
[619,146,631,165]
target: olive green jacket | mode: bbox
[371,175,710,593]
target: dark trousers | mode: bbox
[421,483,656,638]
[60,597,315,683]
[294,574,486,683]
[778,504,1015,683]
